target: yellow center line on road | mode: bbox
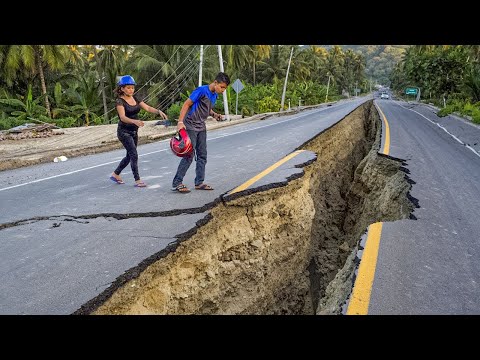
[346,222,384,315]
[377,104,390,155]
[346,103,390,315]
[228,150,306,195]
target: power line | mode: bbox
[156,62,200,111]
[144,57,200,109]
[132,45,183,94]
[100,45,201,119]
[142,45,205,106]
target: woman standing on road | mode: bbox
[110,75,167,187]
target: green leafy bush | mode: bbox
[0,117,26,130]
[167,103,181,124]
[89,113,105,126]
[462,102,480,124]
[138,109,156,121]
[241,106,252,117]
[437,99,463,117]
[437,99,480,123]
[255,96,281,113]
[437,105,455,117]
[470,108,480,124]
[53,117,77,128]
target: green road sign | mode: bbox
[405,87,418,95]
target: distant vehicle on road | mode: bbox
[380,93,390,99]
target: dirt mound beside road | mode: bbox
[0,116,247,172]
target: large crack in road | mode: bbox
[1,100,416,315]
[67,100,417,315]
[0,203,222,231]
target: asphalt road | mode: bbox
[0,97,368,314]
[367,100,480,314]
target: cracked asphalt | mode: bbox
[0,98,368,314]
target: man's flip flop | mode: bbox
[134,181,147,187]
[110,176,125,184]
[171,184,191,193]
[195,184,214,190]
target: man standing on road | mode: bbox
[171,72,230,193]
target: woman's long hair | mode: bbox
[114,85,126,98]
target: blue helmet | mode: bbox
[117,75,136,86]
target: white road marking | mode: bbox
[0,105,341,192]
[398,103,480,159]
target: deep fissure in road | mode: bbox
[86,100,415,315]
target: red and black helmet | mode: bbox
[170,128,193,157]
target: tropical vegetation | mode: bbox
[0,45,368,130]
[390,45,480,123]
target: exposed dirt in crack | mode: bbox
[315,150,417,314]
[75,100,416,315]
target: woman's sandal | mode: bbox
[134,181,147,188]
[110,176,125,184]
[195,183,214,190]
[172,184,191,193]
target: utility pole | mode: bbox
[280,47,294,111]
[199,45,203,87]
[93,46,109,123]
[325,73,331,102]
[217,45,230,121]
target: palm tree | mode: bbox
[287,46,310,83]
[224,45,250,80]
[64,73,102,126]
[201,45,224,83]
[245,45,271,85]
[131,45,179,81]
[326,45,345,90]
[0,45,70,118]
[257,45,290,84]
[301,45,328,82]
